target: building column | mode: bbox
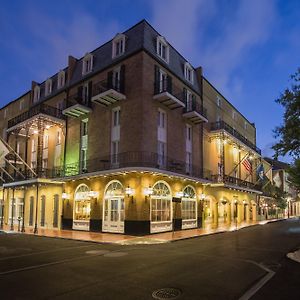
[213,201,218,227]
[226,202,231,225]
[21,188,26,232]
[34,184,39,234]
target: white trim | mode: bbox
[57,70,65,89]
[45,78,52,96]
[156,36,169,63]
[112,33,126,59]
[82,53,93,75]
[184,62,194,84]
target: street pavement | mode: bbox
[0,218,299,300]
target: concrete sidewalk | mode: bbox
[0,218,287,245]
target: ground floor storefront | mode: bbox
[0,171,290,235]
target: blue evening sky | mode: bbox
[1,0,299,162]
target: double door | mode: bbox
[103,197,124,233]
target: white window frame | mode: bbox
[232,110,236,120]
[112,107,120,127]
[19,99,25,111]
[244,121,248,130]
[156,36,169,63]
[184,62,194,84]
[217,95,221,107]
[158,110,166,129]
[82,53,93,75]
[33,86,40,103]
[57,71,65,89]
[112,33,126,58]
[56,130,61,145]
[45,79,52,96]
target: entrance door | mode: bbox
[103,197,124,233]
[53,195,59,228]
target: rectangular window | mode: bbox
[186,152,192,174]
[56,131,61,145]
[157,141,166,166]
[31,139,36,153]
[186,91,193,110]
[111,141,119,164]
[158,110,166,128]
[113,109,120,127]
[186,125,192,141]
[42,159,48,169]
[158,69,167,92]
[217,96,221,107]
[43,134,49,149]
[82,83,90,105]
[81,119,88,136]
[19,99,25,110]
[16,141,21,155]
[29,197,34,226]
[232,110,236,120]
[81,149,87,171]
[40,196,46,227]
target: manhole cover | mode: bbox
[85,250,110,255]
[152,288,182,299]
[103,252,128,257]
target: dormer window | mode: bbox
[82,53,93,75]
[57,71,65,89]
[156,36,169,63]
[33,86,40,103]
[244,121,248,130]
[217,95,221,107]
[45,79,52,96]
[112,33,126,58]
[232,110,236,120]
[184,62,194,83]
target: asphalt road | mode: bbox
[0,219,299,300]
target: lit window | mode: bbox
[56,131,61,145]
[33,86,40,103]
[156,36,169,63]
[57,71,65,89]
[45,79,52,96]
[82,53,93,75]
[81,119,88,136]
[184,62,193,83]
[43,134,49,149]
[112,34,126,58]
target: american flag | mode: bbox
[242,158,252,173]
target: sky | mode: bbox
[1,0,300,162]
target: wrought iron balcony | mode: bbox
[210,121,261,155]
[183,99,208,123]
[92,79,126,106]
[211,174,258,190]
[62,94,92,118]
[7,103,65,129]
[153,79,185,109]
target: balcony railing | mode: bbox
[8,103,65,129]
[153,79,185,109]
[92,79,126,106]
[210,121,261,155]
[62,94,92,118]
[183,98,208,123]
[211,174,257,190]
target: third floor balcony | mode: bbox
[210,120,261,155]
[183,98,208,124]
[153,79,186,109]
[62,93,92,118]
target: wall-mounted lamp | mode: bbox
[144,186,153,201]
[62,193,70,200]
[175,191,184,198]
[199,193,206,201]
[221,199,227,205]
[88,191,99,205]
[125,186,135,202]
[33,130,38,134]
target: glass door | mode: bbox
[103,197,124,233]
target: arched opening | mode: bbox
[150,181,172,233]
[73,184,91,231]
[102,180,125,233]
[182,185,197,229]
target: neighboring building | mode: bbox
[0,20,269,235]
[264,157,300,217]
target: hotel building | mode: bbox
[0,20,271,235]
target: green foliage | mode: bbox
[273,68,300,158]
[262,183,288,209]
[287,159,300,191]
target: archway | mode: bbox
[102,180,125,233]
[73,184,91,231]
[182,185,197,229]
[150,181,172,233]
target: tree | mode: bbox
[287,159,300,191]
[262,183,287,209]
[273,68,300,158]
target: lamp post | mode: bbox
[10,188,15,231]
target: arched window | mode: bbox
[73,184,91,228]
[182,186,197,221]
[104,180,124,198]
[151,181,172,222]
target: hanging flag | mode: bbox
[257,163,265,181]
[242,158,252,173]
[0,139,9,167]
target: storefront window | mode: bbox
[151,181,171,222]
[182,186,196,220]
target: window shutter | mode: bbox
[88,81,93,102]
[107,71,113,89]
[191,94,196,111]
[120,65,125,93]
[183,87,187,104]
[167,75,172,94]
[77,86,83,102]
[154,65,159,94]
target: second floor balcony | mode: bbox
[210,121,261,155]
[7,103,65,131]
[153,79,185,109]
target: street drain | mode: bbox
[152,288,182,299]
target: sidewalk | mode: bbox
[0,218,286,245]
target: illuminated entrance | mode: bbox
[150,181,172,233]
[73,184,91,231]
[102,181,125,233]
[182,186,197,229]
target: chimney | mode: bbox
[67,55,78,84]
